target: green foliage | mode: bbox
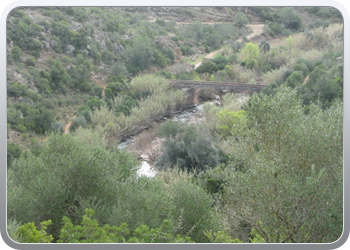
[7,82,29,97]
[110,62,128,77]
[17,208,197,243]
[158,121,185,139]
[122,36,155,74]
[23,107,55,134]
[286,71,303,88]
[26,56,36,66]
[11,46,22,60]
[155,124,219,173]
[101,50,115,65]
[308,19,330,30]
[179,44,195,56]
[7,141,22,167]
[86,97,105,111]
[259,41,271,54]
[235,12,249,27]
[51,121,65,134]
[16,220,54,243]
[7,15,42,56]
[49,60,69,93]
[279,7,302,30]
[204,230,243,243]
[216,109,246,138]
[168,178,221,242]
[218,87,343,242]
[299,64,343,107]
[212,54,229,70]
[58,209,130,243]
[241,42,259,68]
[196,61,218,74]
[70,116,87,132]
[8,133,139,238]
[249,229,266,243]
[92,84,104,99]
[69,54,94,92]
[105,81,128,100]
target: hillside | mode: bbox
[6,6,344,244]
[7,6,343,158]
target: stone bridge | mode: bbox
[168,80,266,106]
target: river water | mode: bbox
[119,94,248,178]
[118,102,216,178]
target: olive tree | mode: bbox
[7,132,139,238]
[217,87,343,243]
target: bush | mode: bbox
[51,121,65,134]
[155,124,219,173]
[70,116,87,131]
[168,179,220,242]
[212,55,229,70]
[279,7,302,30]
[286,71,304,88]
[196,61,218,74]
[11,46,22,60]
[158,121,185,139]
[8,133,138,238]
[7,141,22,167]
[26,56,36,66]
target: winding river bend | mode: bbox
[118,102,213,177]
[119,94,248,178]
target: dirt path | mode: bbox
[195,23,265,69]
[246,24,265,40]
[64,115,76,135]
[194,48,224,68]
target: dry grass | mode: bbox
[133,122,160,151]
[156,166,194,185]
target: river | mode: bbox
[118,101,216,177]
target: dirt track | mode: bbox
[195,23,265,69]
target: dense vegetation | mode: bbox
[7,7,343,244]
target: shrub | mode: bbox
[279,7,302,30]
[11,46,22,60]
[158,121,185,139]
[168,178,221,242]
[7,141,22,167]
[155,124,219,173]
[212,54,229,70]
[8,133,138,238]
[286,71,304,88]
[26,56,36,66]
[196,61,218,74]
[51,121,65,134]
[70,115,87,131]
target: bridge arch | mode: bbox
[169,80,265,106]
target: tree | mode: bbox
[279,7,302,30]
[216,109,246,138]
[122,37,155,74]
[7,141,22,167]
[212,54,229,70]
[196,61,218,74]
[217,87,343,242]
[11,46,22,60]
[235,12,249,28]
[259,41,270,54]
[70,54,94,92]
[241,42,259,68]
[155,124,219,173]
[49,60,68,92]
[7,133,139,239]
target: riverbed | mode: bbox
[118,102,214,177]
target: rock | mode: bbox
[66,44,75,54]
[42,41,50,50]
